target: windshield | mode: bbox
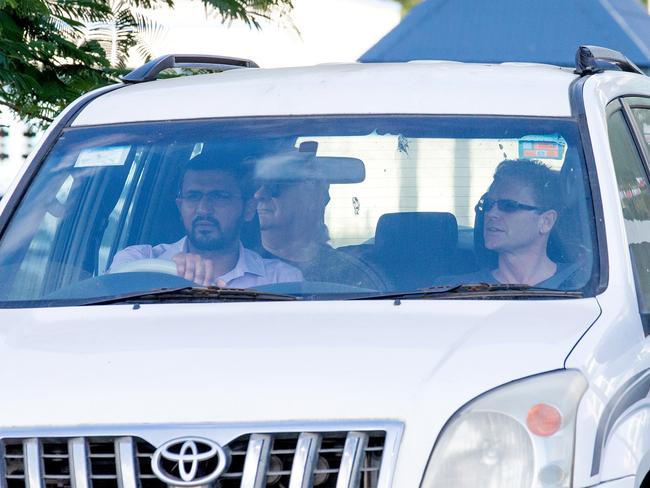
[0,116,598,306]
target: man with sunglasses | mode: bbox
[254,178,387,289]
[111,154,302,287]
[445,158,566,288]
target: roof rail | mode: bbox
[121,54,259,84]
[575,45,644,76]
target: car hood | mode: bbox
[0,298,599,428]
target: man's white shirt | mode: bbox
[111,237,303,287]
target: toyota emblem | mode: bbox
[151,437,229,486]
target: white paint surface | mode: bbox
[73,62,577,126]
[0,298,600,486]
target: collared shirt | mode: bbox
[111,237,303,288]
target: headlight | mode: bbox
[421,370,588,488]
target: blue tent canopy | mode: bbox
[360,0,650,69]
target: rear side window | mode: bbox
[607,107,650,316]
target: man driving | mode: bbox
[110,153,302,287]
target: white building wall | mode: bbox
[0,113,40,196]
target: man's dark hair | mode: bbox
[180,152,255,198]
[491,158,562,211]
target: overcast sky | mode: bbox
[135,0,401,67]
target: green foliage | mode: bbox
[395,0,420,16]
[0,0,113,124]
[0,0,294,126]
[202,0,294,28]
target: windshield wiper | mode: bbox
[352,283,584,300]
[76,286,300,306]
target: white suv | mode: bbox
[0,45,648,488]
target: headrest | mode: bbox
[559,152,581,209]
[375,212,458,255]
[473,205,497,268]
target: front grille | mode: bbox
[2,431,387,488]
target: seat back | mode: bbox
[371,212,459,289]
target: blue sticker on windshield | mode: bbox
[518,135,566,160]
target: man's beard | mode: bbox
[188,217,238,251]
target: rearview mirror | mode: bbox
[253,141,365,184]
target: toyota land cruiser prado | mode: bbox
[0,46,648,488]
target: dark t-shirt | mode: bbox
[437,262,582,289]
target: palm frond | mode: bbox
[199,0,294,29]
[45,0,112,22]
[82,1,138,68]
[48,14,80,38]
[131,11,167,61]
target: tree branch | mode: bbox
[0,100,53,123]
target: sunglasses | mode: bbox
[476,195,543,213]
[258,182,301,198]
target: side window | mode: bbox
[631,108,650,152]
[607,108,650,316]
[98,149,147,273]
[10,175,75,298]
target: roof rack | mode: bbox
[575,45,644,76]
[121,54,259,84]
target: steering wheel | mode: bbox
[109,258,180,276]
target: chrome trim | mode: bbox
[68,438,90,488]
[336,432,369,488]
[0,441,6,488]
[0,420,401,444]
[23,438,44,488]
[0,421,403,488]
[151,437,227,487]
[288,433,322,488]
[169,485,210,488]
[115,437,138,488]
[376,426,401,488]
[240,434,272,488]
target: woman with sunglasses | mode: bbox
[445,158,568,288]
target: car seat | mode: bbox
[366,212,460,290]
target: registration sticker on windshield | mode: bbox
[74,146,131,167]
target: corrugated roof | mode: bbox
[360,0,650,68]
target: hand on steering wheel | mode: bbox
[171,252,226,287]
[109,258,181,276]
[109,255,226,287]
